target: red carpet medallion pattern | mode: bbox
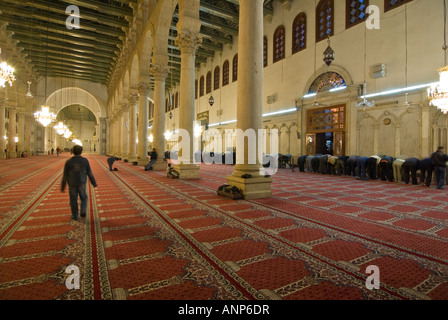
[0,154,447,300]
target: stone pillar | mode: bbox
[150,64,170,171]
[137,82,150,166]
[121,104,130,160]
[174,31,202,179]
[226,0,272,199]
[117,110,123,158]
[25,114,32,155]
[7,106,17,159]
[0,103,5,159]
[127,94,138,163]
[17,109,25,156]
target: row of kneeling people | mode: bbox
[296,154,448,187]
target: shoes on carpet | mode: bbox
[80,213,86,218]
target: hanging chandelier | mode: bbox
[428,0,448,114]
[323,37,335,67]
[428,64,448,114]
[54,121,67,135]
[355,82,375,111]
[34,106,56,127]
[0,48,15,88]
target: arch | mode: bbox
[304,65,353,96]
[46,87,104,125]
[273,25,286,63]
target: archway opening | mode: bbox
[55,104,98,153]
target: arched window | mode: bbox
[222,60,230,87]
[346,0,368,29]
[263,36,268,67]
[316,0,334,43]
[214,66,220,90]
[175,92,179,109]
[195,79,198,99]
[232,54,238,82]
[200,76,205,97]
[206,71,212,94]
[292,13,307,54]
[273,25,285,63]
[385,0,412,12]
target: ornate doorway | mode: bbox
[306,105,346,156]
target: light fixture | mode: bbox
[0,48,15,88]
[164,130,173,140]
[169,111,173,119]
[428,0,448,114]
[148,134,154,143]
[209,95,215,107]
[54,122,67,135]
[323,36,335,67]
[355,19,375,111]
[34,106,56,127]
[34,7,56,127]
[355,82,375,111]
[25,81,33,99]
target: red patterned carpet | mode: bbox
[1,154,448,300]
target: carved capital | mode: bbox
[137,82,151,96]
[128,93,139,106]
[175,31,202,55]
[150,64,170,82]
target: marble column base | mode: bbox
[7,151,17,159]
[152,158,167,171]
[173,163,200,180]
[226,174,272,200]
[138,157,149,166]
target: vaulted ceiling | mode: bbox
[0,0,276,90]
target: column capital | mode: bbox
[175,31,202,55]
[121,103,130,112]
[150,64,170,82]
[128,93,139,106]
[137,82,151,96]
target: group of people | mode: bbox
[296,146,448,190]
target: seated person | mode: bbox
[166,163,178,177]
[145,148,158,171]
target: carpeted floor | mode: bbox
[1,154,448,300]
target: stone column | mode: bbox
[174,31,202,179]
[226,0,272,199]
[8,106,17,158]
[0,102,5,159]
[17,109,25,156]
[137,82,150,166]
[150,64,170,171]
[25,114,32,155]
[121,104,130,160]
[127,94,138,163]
[117,110,123,158]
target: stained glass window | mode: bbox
[308,72,346,94]
[206,71,212,94]
[292,13,307,54]
[346,0,368,29]
[273,25,285,63]
[316,0,334,43]
[223,60,229,87]
[214,66,220,91]
[232,54,238,82]
[200,76,204,97]
[385,0,412,12]
[264,36,268,67]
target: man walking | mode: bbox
[431,146,448,190]
[61,145,98,221]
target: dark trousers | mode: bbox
[401,165,419,185]
[434,166,446,189]
[145,159,157,171]
[420,167,434,187]
[69,184,87,219]
[366,158,378,180]
[379,162,394,182]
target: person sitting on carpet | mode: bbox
[145,148,158,171]
[166,163,179,178]
[61,145,97,221]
